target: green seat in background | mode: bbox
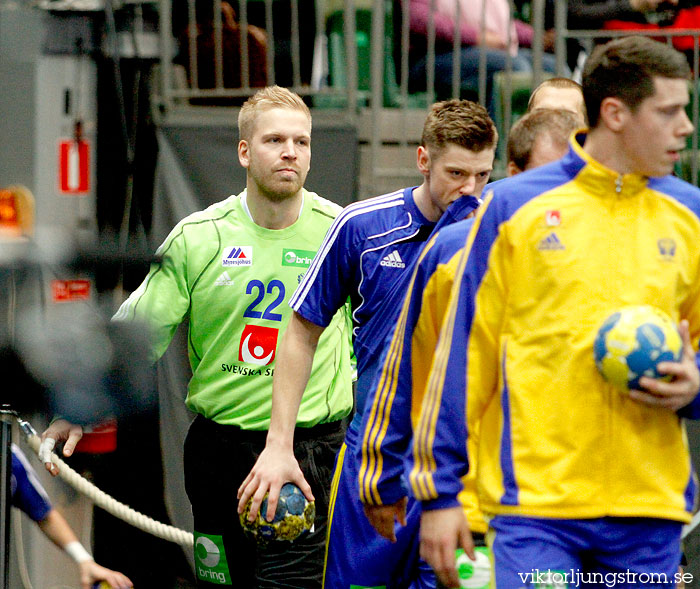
[676,80,700,185]
[492,71,553,161]
[315,4,402,108]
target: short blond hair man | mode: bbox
[507,108,581,175]
[41,86,353,588]
[527,77,587,126]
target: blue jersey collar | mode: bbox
[404,186,432,226]
[405,187,480,230]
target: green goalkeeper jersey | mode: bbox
[114,189,354,430]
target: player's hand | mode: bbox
[631,320,700,411]
[237,442,314,522]
[363,497,407,542]
[39,420,84,476]
[420,506,473,589]
[78,559,133,589]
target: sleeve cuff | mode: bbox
[420,494,461,511]
[293,306,330,329]
[678,393,700,419]
[371,484,408,507]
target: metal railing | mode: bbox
[156,0,363,116]
[548,0,700,186]
[153,0,700,191]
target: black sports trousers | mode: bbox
[184,414,345,588]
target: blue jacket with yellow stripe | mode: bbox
[358,218,490,533]
[410,134,700,523]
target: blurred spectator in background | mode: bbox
[564,0,680,71]
[172,0,317,98]
[569,0,677,30]
[172,0,268,105]
[407,0,560,116]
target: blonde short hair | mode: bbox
[527,78,583,112]
[507,108,579,170]
[238,86,311,141]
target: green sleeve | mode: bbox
[113,226,192,363]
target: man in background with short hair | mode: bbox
[507,108,581,175]
[527,77,587,126]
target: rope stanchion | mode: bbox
[23,431,193,549]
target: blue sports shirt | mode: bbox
[12,444,51,522]
[290,187,479,437]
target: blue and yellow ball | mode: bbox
[239,482,315,544]
[594,305,682,391]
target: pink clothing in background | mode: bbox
[409,0,533,54]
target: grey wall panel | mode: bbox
[0,7,42,190]
[158,123,358,215]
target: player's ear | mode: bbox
[238,139,250,169]
[507,161,522,177]
[416,145,430,176]
[599,96,627,132]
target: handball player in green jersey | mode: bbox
[39,86,353,588]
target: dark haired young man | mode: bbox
[412,36,700,588]
[238,99,497,588]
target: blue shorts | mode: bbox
[323,441,435,589]
[490,515,683,588]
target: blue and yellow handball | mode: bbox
[594,305,682,390]
[239,482,315,544]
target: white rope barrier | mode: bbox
[24,434,194,549]
[683,508,700,540]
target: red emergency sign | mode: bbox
[51,279,91,302]
[58,139,90,194]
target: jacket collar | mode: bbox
[566,132,652,199]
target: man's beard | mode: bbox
[258,180,302,202]
[251,169,306,202]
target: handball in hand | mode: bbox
[239,482,315,543]
[594,305,682,391]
